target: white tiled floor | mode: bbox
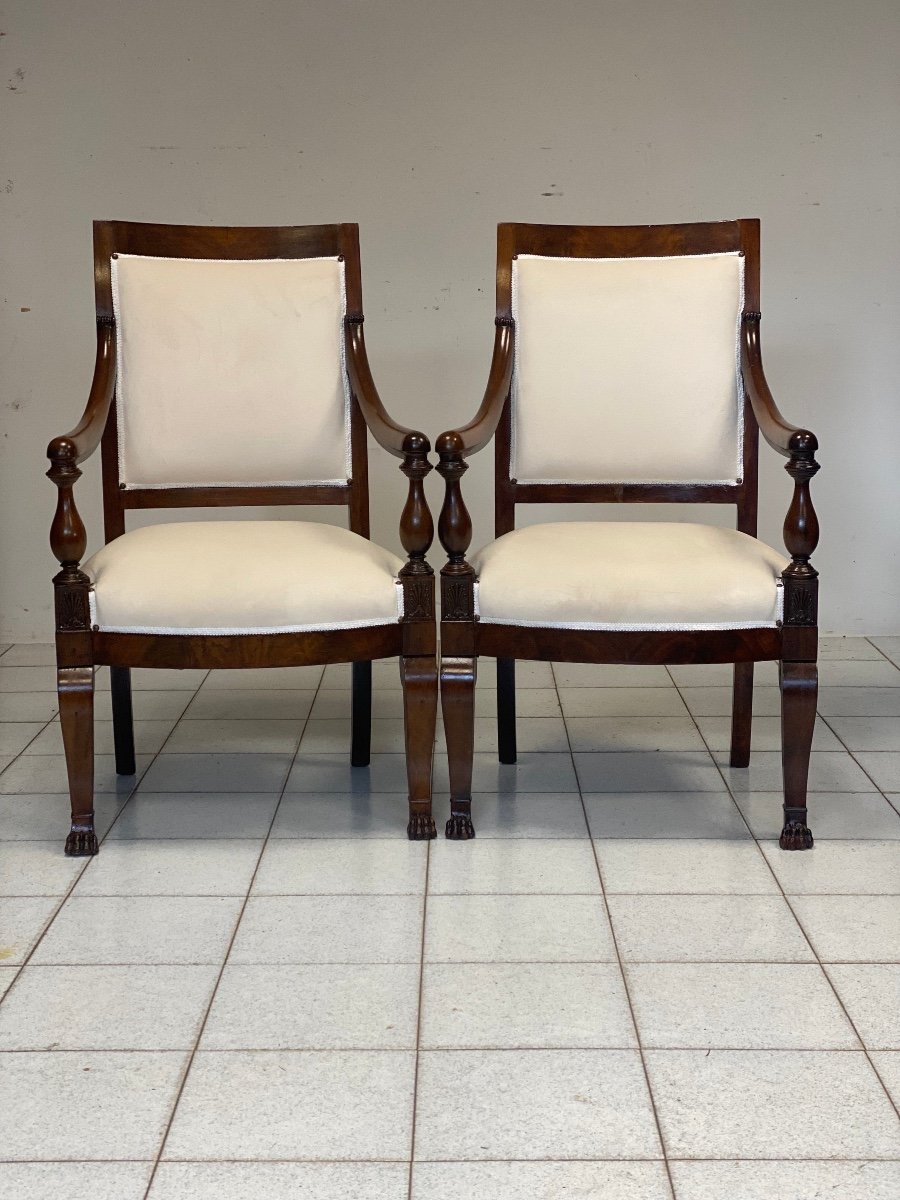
[0,638,898,1199]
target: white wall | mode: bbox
[2,0,898,640]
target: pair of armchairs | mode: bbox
[48,219,820,857]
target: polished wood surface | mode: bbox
[48,221,437,853]
[437,219,820,848]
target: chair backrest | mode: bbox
[494,221,761,537]
[94,222,370,541]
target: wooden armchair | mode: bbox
[437,220,820,849]
[48,221,438,855]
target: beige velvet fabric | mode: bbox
[511,252,744,484]
[85,521,404,634]
[471,522,786,630]
[111,255,350,489]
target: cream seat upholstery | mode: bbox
[471,522,787,630]
[85,521,404,635]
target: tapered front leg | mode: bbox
[730,662,754,768]
[497,657,517,764]
[401,654,438,840]
[442,656,476,838]
[110,666,136,776]
[779,660,816,849]
[351,661,372,768]
[59,666,97,856]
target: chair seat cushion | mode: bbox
[85,521,404,635]
[471,522,787,630]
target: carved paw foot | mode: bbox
[65,828,99,857]
[407,812,437,840]
[445,813,475,840]
[779,820,814,850]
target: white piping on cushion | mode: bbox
[111,254,353,489]
[337,257,353,481]
[88,575,405,633]
[472,576,782,631]
[734,253,746,483]
[118,478,350,491]
[476,617,779,631]
[509,251,745,486]
[91,618,400,635]
[88,585,405,633]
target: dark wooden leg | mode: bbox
[497,657,517,764]
[729,662,754,768]
[110,665,136,776]
[401,654,437,840]
[442,655,476,839]
[351,660,372,768]
[779,660,816,850]
[59,666,97,856]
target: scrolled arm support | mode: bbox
[342,316,436,620]
[344,316,429,461]
[742,314,822,627]
[435,319,514,461]
[47,322,116,469]
[741,314,817,459]
[434,319,514,623]
[46,322,117,633]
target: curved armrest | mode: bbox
[344,318,429,460]
[435,320,514,572]
[741,316,817,459]
[741,315,821,607]
[344,317,435,583]
[47,323,116,468]
[436,319,514,460]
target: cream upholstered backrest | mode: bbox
[511,252,745,484]
[111,254,350,489]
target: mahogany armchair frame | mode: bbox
[48,221,438,855]
[437,220,820,849]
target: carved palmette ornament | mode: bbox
[784,579,818,627]
[441,575,475,621]
[402,577,435,622]
[54,580,91,632]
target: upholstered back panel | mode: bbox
[111,255,350,489]
[511,252,745,484]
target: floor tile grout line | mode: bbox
[0,707,66,772]
[89,670,213,846]
[665,663,900,1113]
[14,956,899,968]
[11,1152,900,1161]
[5,1153,900,1165]
[1,1043,888,1055]
[688,675,900,1120]
[664,665,896,826]
[0,667,169,1006]
[406,832,431,1195]
[866,635,900,671]
[10,957,898,968]
[0,674,211,1009]
[139,665,326,1200]
[551,663,679,1200]
[663,666,770,846]
[0,878,90,1009]
[816,711,900,818]
[757,850,900,1122]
